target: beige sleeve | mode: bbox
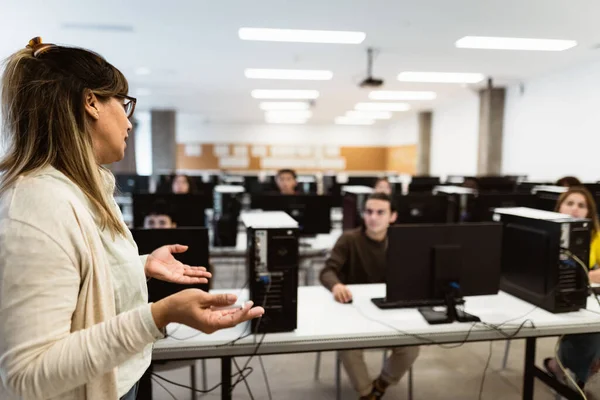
[0,219,163,399]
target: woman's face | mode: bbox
[87,95,132,165]
[172,175,190,194]
[559,193,589,219]
[374,180,392,195]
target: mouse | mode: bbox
[345,299,353,304]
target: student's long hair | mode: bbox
[555,186,600,239]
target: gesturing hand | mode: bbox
[145,244,211,284]
[152,289,265,333]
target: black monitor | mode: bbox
[395,194,450,224]
[131,228,210,301]
[372,223,503,325]
[464,193,537,222]
[244,176,276,194]
[250,194,332,235]
[347,176,378,187]
[584,183,600,196]
[516,181,552,194]
[114,174,150,194]
[132,194,210,228]
[476,176,516,193]
[408,176,440,193]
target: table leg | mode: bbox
[523,337,536,400]
[221,357,232,400]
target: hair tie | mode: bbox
[26,36,55,58]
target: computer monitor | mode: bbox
[244,176,276,194]
[114,174,150,194]
[132,194,210,228]
[476,176,517,193]
[584,183,600,196]
[131,228,210,301]
[372,223,503,325]
[464,193,537,222]
[394,194,450,224]
[250,194,332,235]
[407,176,440,193]
[516,181,552,194]
[347,176,378,187]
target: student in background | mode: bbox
[557,176,582,187]
[275,169,298,195]
[544,186,600,387]
[172,174,196,194]
[143,200,177,229]
[373,177,393,195]
[320,193,419,400]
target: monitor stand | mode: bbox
[418,290,480,325]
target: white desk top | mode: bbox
[153,284,600,361]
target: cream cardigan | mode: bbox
[0,166,164,400]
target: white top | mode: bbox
[0,167,163,400]
[214,184,245,193]
[341,185,374,194]
[153,284,600,360]
[241,211,299,228]
[493,207,587,222]
[531,185,568,194]
[433,185,477,195]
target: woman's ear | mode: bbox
[83,90,100,121]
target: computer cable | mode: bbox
[477,341,494,400]
[555,335,588,400]
[151,366,254,395]
[151,375,179,400]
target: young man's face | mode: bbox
[363,199,397,236]
[276,172,297,194]
[144,214,176,229]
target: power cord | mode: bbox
[151,375,178,400]
[151,366,253,395]
[478,341,494,400]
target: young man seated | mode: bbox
[275,169,298,195]
[320,192,419,400]
[143,200,177,229]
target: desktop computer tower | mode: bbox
[342,186,374,230]
[493,207,590,313]
[243,212,299,333]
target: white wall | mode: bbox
[387,115,419,146]
[134,111,152,176]
[503,57,600,182]
[430,91,480,177]
[176,113,394,146]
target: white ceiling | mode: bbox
[2,0,600,125]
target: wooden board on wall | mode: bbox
[387,145,417,174]
[177,143,417,173]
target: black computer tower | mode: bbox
[494,208,589,313]
[246,226,299,333]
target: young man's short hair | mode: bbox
[364,192,397,213]
[276,169,297,179]
[147,200,176,223]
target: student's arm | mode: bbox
[0,220,163,399]
[320,234,350,291]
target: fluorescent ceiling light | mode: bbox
[265,110,313,119]
[245,68,333,80]
[355,102,411,112]
[135,67,151,75]
[455,36,577,51]
[369,90,437,101]
[259,102,310,111]
[335,117,375,125]
[239,28,366,44]
[398,72,485,83]
[345,110,392,120]
[265,116,308,124]
[251,89,320,100]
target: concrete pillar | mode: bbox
[477,88,506,175]
[151,110,177,174]
[416,111,432,175]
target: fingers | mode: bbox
[213,304,265,330]
[344,288,353,303]
[183,266,211,278]
[205,293,238,307]
[168,244,189,254]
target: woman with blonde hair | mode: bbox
[0,38,264,400]
[544,186,600,388]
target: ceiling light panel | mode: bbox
[251,89,320,99]
[345,110,392,119]
[455,36,577,51]
[259,102,310,111]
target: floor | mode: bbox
[149,259,562,400]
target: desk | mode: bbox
[152,284,600,400]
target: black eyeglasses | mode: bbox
[116,95,137,118]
